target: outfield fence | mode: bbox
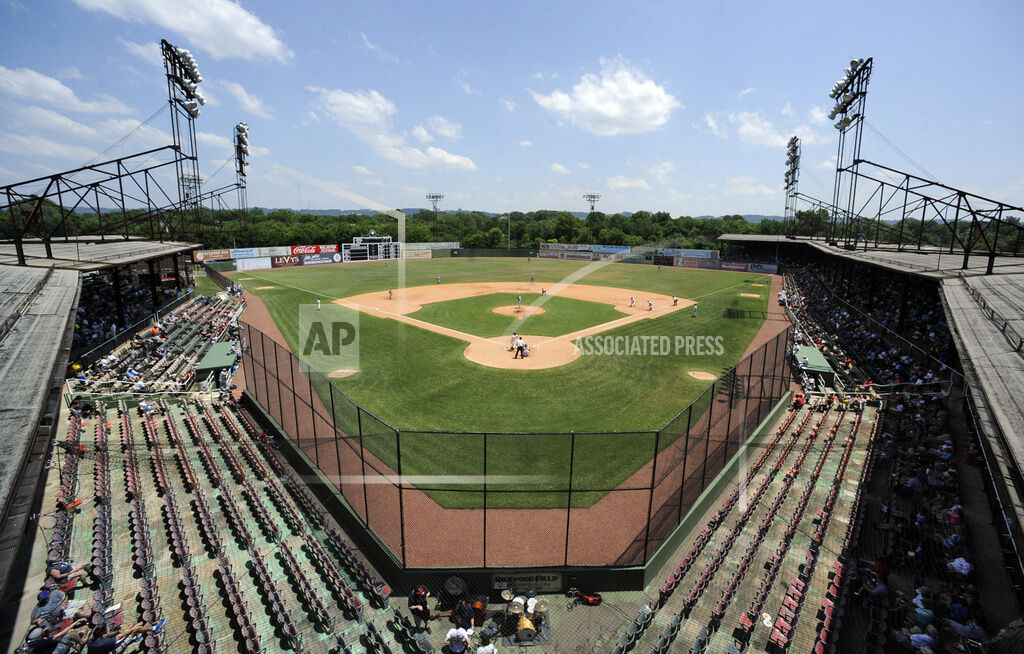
[239,321,792,569]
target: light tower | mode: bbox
[826,57,873,247]
[234,122,250,218]
[583,192,601,213]
[161,39,206,237]
[783,136,800,236]
[425,193,444,241]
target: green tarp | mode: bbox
[795,345,835,386]
[195,342,237,380]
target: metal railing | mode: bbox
[239,322,793,569]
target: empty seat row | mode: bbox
[303,533,363,620]
[242,481,280,540]
[218,487,253,546]
[216,556,261,654]
[277,539,334,629]
[248,548,302,649]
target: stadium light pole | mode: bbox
[426,193,444,242]
[826,57,873,248]
[784,136,801,238]
[583,192,601,214]
[161,39,207,238]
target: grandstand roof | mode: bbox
[0,236,199,271]
[941,274,1024,528]
[0,265,79,547]
[718,234,1024,278]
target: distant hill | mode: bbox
[694,214,784,223]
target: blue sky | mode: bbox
[1,0,1022,216]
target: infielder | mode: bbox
[388,288,393,300]
[630,297,636,308]
[692,302,699,318]
[436,274,440,284]
[647,299,653,311]
[672,296,678,306]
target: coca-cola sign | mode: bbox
[290,244,339,255]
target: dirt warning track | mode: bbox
[335,282,692,370]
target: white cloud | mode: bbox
[738,87,756,98]
[71,0,293,62]
[702,113,727,138]
[808,105,828,126]
[197,131,233,154]
[500,98,517,112]
[353,165,374,176]
[219,80,273,119]
[10,106,99,140]
[427,115,462,139]
[725,175,779,197]
[781,102,794,117]
[0,131,97,161]
[0,66,131,113]
[411,125,433,143]
[59,67,83,80]
[117,38,161,66]
[649,161,676,184]
[606,174,649,189]
[358,31,399,64]
[728,111,829,147]
[817,157,837,170]
[550,163,569,175]
[530,56,682,136]
[577,162,590,169]
[455,69,474,94]
[519,140,533,147]
[307,86,476,171]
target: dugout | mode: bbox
[195,342,237,384]
[794,345,835,386]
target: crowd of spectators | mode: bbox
[71,275,193,351]
[849,396,990,652]
[782,263,957,389]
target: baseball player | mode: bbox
[530,274,535,285]
[692,302,699,318]
[316,298,321,311]
[647,299,653,311]
[510,331,518,351]
[388,288,393,300]
[541,288,547,296]
[630,296,636,308]
[517,294,522,309]
[436,273,440,284]
[672,296,678,306]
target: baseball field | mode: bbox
[231,257,773,508]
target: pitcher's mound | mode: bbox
[688,371,717,380]
[254,286,275,290]
[492,305,546,317]
[328,369,357,379]
[740,293,760,298]
[749,283,765,287]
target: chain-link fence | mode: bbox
[239,322,792,569]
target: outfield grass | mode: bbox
[192,274,225,298]
[234,258,772,508]
[407,292,626,338]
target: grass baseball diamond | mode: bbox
[233,258,772,509]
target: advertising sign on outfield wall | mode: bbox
[720,261,749,272]
[539,242,565,250]
[236,257,272,271]
[748,263,779,274]
[562,250,596,260]
[674,257,701,268]
[592,244,631,254]
[403,249,432,260]
[260,246,292,257]
[192,249,231,262]
[405,242,460,250]
[271,255,302,268]
[698,259,721,269]
[657,248,718,259]
[302,253,343,266]
[230,247,259,259]
[539,250,561,258]
[290,244,339,255]
[563,243,594,251]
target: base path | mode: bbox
[335,282,692,370]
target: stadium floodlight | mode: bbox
[583,192,601,212]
